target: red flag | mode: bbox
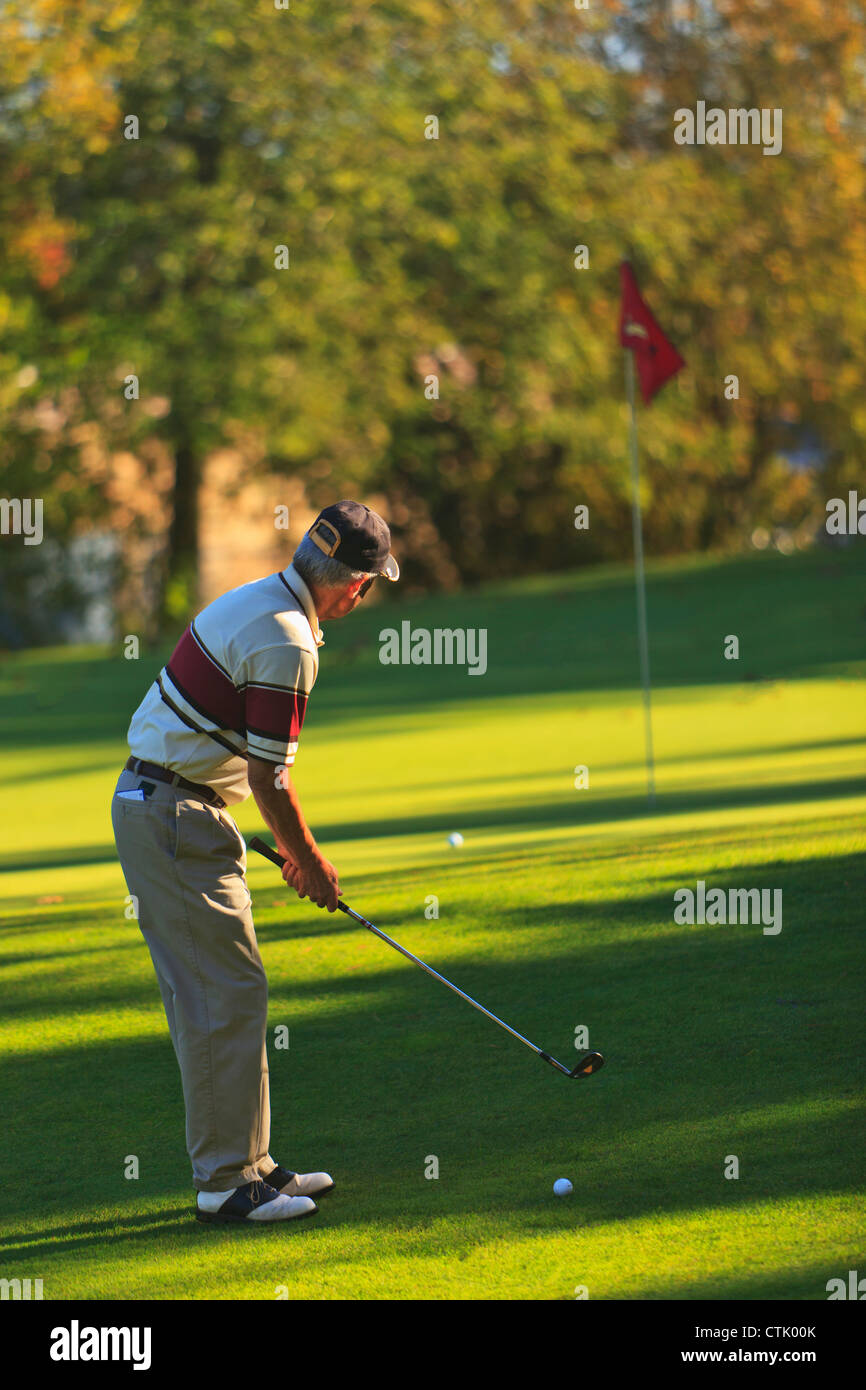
[619,261,685,404]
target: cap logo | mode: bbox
[309,518,341,557]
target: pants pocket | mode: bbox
[176,800,242,864]
[113,797,179,861]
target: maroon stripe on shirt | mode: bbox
[245,686,308,744]
[166,626,245,734]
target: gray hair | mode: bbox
[292,533,368,590]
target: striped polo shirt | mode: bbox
[126,564,323,805]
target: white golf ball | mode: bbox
[553,1178,573,1197]
[447,832,464,847]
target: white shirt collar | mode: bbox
[281,564,324,647]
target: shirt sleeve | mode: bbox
[243,643,317,766]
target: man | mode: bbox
[111,501,399,1224]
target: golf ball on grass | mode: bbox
[553,1178,573,1197]
[447,832,464,847]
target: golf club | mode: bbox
[248,835,604,1082]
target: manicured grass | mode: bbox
[0,545,864,1299]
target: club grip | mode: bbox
[248,834,350,917]
[248,835,286,869]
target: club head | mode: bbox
[570,1051,605,1079]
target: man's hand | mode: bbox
[248,756,341,911]
[283,850,340,912]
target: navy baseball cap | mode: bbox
[307,500,399,581]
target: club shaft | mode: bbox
[248,835,550,1063]
[338,899,547,1060]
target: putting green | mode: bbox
[1,546,863,1299]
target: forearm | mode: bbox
[251,768,318,867]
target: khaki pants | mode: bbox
[111,768,274,1192]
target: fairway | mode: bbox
[1,546,864,1300]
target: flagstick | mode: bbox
[625,350,656,807]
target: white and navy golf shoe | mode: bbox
[196,1178,318,1224]
[264,1163,335,1198]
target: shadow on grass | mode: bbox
[0,848,862,1018]
[0,845,861,1271]
[0,940,143,969]
[1,765,864,880]
[2,733,864,797]
[1,550,864,760]
[0,1209,197,1253]
[565,1256,856,1302]
[299,773,866,845]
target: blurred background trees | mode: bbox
[1,0,863,639]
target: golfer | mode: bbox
[111,501,399,1224]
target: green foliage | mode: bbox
[1,1,864,606]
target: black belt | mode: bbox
[125,757,226,809]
